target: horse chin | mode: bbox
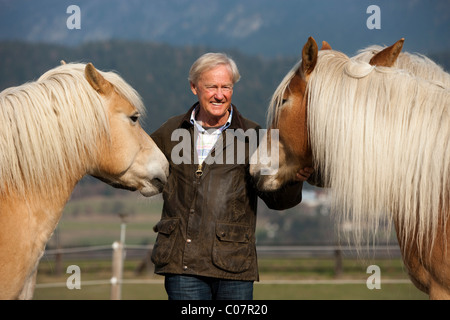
[90,175,134,191]
[261,179,284,192]
[91,173,166,197]
[139,178,165,197]
[252,172,283,192]
[106,178,165,197]
[250,163,284,192]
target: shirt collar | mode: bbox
[190,105,233,133]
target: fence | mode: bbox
[37,242,405,299]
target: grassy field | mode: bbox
[34,282,426,300]
[34,193,427,300]
[51,193,164,247]
[33,256,428,300]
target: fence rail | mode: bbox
[43,244,402,258]
[37,243,406,298]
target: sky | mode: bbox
[0,0,448,57]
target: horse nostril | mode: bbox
[152,177,166,192]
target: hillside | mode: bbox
[0,40,298,132]
[1,40,449,134]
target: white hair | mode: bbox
[269,49,450,256]
[307,50,450,254]
[354,45,450,88]
[0,63,144,196]
[188,52,241,85]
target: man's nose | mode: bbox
[214,89,225,100]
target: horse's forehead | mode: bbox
[110,89,138,113]
[285,73,306,98]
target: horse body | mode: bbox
[0,193,68,298]
[250,37,450,299]
[0,63,169,299]
[396,216,450,299]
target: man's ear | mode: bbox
[190,81,198,95]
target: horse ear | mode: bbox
[301,37,319,77]
[85,63,113,96]
[369,38,405,67]
[321,41,332,50]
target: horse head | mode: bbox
[84,63,169,196]
[250,37,404,191]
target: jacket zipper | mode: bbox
[195,163,203,177]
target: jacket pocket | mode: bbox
[151,218,179,267]
[212,222,253,273]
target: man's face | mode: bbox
[190,64,234,126]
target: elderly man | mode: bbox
[150,52,313,300]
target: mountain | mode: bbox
[0,0,449,57]
[0,40,299,133]
[1,39,449,134]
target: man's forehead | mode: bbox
[199,66,233,82]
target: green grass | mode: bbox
[33,282,426,300]
[33,257,428,300]
[254,283,426,300]
[49,194,163,247]
[36,195,427,300]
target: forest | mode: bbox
[0,40,303,133]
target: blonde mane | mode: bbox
[267,60,301,128]
[0,63,144,197]
[269,49,450,252]
[354,45,450,88]
[304,50,450,251]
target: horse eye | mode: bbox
[282,99,287,104]
[130,113,140,123]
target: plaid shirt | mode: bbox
[190,106,233,164]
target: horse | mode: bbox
[250,37,450,299]
[353,39,450,88]
[0,62,169,299]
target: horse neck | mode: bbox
[2,172,80,234]
[0,177,77,280]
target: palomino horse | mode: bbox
[250,37,450,299]
[0,63,169,299]
[353,39,450,88]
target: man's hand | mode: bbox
[295,167,314,182]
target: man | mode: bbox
[150,53,313,300]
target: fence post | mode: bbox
[334,247,343,278]
[111,213,128,300]
[111,241,123,300]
